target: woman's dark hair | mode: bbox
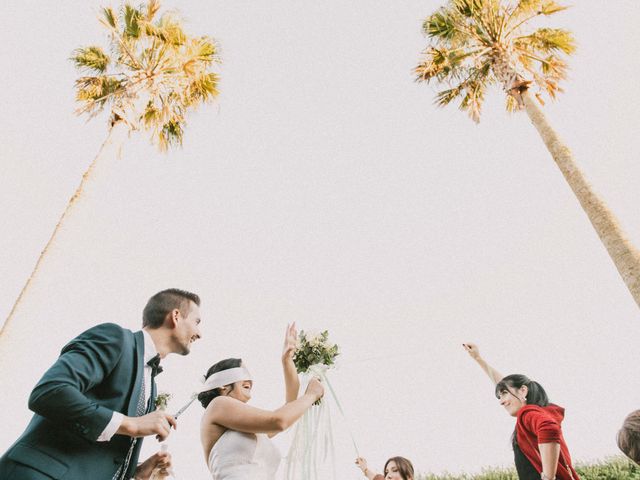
[198,358,242,408]
[618,410,640,464]
[384,456,414,480]
[495,374,549,407]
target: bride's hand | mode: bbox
[305,377,324,401]
[282,322,298,362]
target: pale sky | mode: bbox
[1,0,640,478]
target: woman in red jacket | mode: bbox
[463,343,580,480]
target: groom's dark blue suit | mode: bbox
[0,323,155,479]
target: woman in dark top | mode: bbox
[463,343,580,480]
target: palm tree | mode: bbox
[1,0,220,337]
[414,0,640,308]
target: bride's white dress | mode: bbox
[207,430,281,480]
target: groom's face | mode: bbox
[174,301,202,355]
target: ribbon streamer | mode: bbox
[285,365,359,480]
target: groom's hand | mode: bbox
[134,451,172,480]
[118,410,178,441]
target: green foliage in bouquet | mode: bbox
[292,330,339,374]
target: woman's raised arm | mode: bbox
[462,343,504,385]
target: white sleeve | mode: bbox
[97,411,125,442]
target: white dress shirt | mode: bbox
[97,329,157,441]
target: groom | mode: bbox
[0,288,203,480]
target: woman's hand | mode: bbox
[463,342,481,360]
[282,322,298,363]
[356,457,377,479]
[305,377,324,402]
[463,342,504,385]
[355,456,368,473]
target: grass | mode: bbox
[417,456,640,479]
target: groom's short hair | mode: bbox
[143,288,201,328]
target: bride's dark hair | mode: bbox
[198,358,242,408]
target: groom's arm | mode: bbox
[28,323,126,442]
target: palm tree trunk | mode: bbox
[0,121,128,338]
[521,89,640,308]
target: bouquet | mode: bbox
[292,330,339,404]
[285,330,341,480]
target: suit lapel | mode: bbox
[127,330,145,416]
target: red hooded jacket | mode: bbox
[515,404,580,480]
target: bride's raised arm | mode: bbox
[282,323,301,403]
[205,379,323,435]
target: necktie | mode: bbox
[113,359,155,480]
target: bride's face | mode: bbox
[229,362,253,403]
[228,379,253,402]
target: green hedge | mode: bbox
[417,457,640,479]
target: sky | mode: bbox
[1,0,640,478]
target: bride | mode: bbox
[198,323,324,479]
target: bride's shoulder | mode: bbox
[203,396,248,425]
[207,395,242,413]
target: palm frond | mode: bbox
[435,86,464,107]
[101,7,117,28]
[71,46,111,73]
[505,93,520,112]
[452,0,484,18]
[143,101,161,127]
[157,13,187,46]
[509,0,567,19]
[123,4,141,38]
[540,54,568,81]
[143,20,162,38]
[539,1,569,15]
[414,46,479,83]
[192,37,218,64]
[515,28,576,54]
[510,0,545,17]
[481,0,505,41]
[423,8,460,41]
[504,1,569,38]
[415,47,446,82]
[187,72,219,103]
[158,119,184,151]
[74,76,125,113]
[459,80,486,123]
[145,0,161,22]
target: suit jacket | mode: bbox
[0,323,155,480]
